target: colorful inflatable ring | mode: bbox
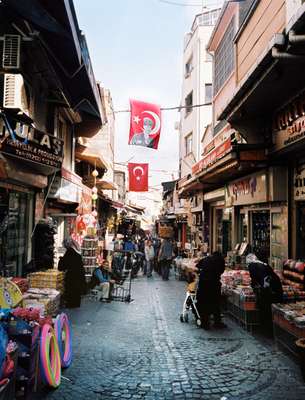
[40,324,61,388]
[54,313,72,368]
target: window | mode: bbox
[185,91,193,116]
[205,83,212,103]
[185,133,193,156]
[205,52,213,62]
[197,9,221,27]
[185,56,193,77]
[214,17,235,95]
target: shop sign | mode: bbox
[0,122,63,169]
[294,167,305,200]
[272,91,305,152]
[203,125,231,155]
[226,172,267,206]
[49,177,82,203]
[192,137,232,175]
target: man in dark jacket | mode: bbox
[158,238,173,280]
[196,252,226,329]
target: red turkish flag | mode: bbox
[128,163,149,192]
[129,100,161,149]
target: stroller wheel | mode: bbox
[180,314,184,323]
[196,318,202,327]
[184,313,189,323]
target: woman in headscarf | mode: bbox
[196,251,226,329]
[58,238,86,308]
[246,253,283,334]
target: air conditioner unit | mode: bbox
[3,74,28,114]
[2,35,21,69]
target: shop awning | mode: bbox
[179,145,267,198]
[82,177,117,190]
[75,150,108,170]
[125,203,145,215]
[97,180,117,190]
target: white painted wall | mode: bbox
[179,11,218,178]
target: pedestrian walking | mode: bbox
[246,253,283,335]
[196,251,226,330]
[58,238,86,308]
[152,237,161,274]
[144,240,155,277]
[158,238,173,280]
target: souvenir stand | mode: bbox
[272,260,305,359]
[76,167,101,282]
[222,263,305,332]
[0,274,73,399]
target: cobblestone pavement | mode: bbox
[35,274,305,400]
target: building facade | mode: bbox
[0,0,106,275]
[179,9,221,179]
[176,0,305,270]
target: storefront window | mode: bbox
[297,203,305,259]
[271,210,288,270]
[251,211,270,263]
[0,189,33,276]
[239,212,248,243]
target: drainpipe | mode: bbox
[272,47,305,60]
[288,30,305,44]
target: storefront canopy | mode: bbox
[179,145,267,198]
[75,150,108,171]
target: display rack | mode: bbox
[282,260,305,291]
[82,236,98,281]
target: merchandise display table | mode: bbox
[272,303,305,359]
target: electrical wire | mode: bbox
[114,102,211,113]
[158,0,221,6]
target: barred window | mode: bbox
[214,17,235,95]
[185,91,193,116]
[185,133,193,156]
[205,84,213,103]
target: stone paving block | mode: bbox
[33,276,305,400]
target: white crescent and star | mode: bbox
[133,116,141,124]
[141,110,161,135]
[133,166,144,181]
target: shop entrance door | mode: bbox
[0,189,33,276]
[250,210,270,263]
[213,208,232,255]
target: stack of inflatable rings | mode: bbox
[54,313,73,368]
[40,324,61,388]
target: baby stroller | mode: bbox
[180,283,202,327]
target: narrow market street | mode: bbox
[35,274,305,400]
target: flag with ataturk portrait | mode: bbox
[128,163,148,192]
[129,100,161,149]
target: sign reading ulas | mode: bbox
[0,121,63,169]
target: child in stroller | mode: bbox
[180,270,201,327]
